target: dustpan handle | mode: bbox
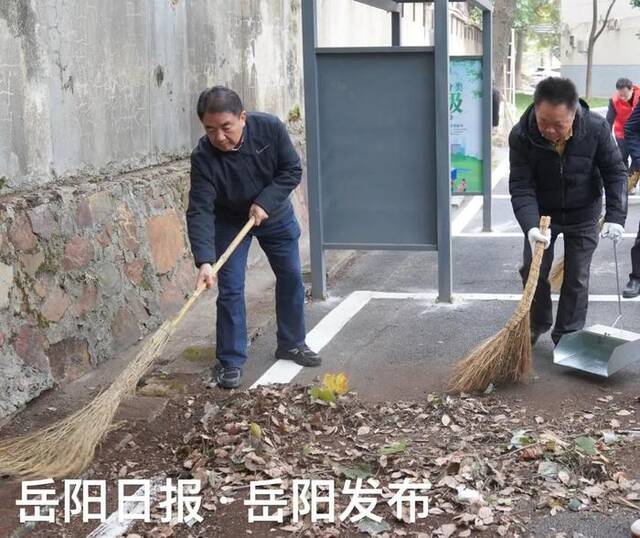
[612,240,623,328]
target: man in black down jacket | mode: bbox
[186,86,321,389]
[509,77,628,346]
[622,101,640,297]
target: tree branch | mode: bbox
[594,0,616,42]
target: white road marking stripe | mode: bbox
[454,232,637,238]
[250,291,373,388]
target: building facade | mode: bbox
[561,0,640,96]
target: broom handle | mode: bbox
[170,217,256,328]
[518,216,551,314]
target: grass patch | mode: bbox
[515,92,610,119]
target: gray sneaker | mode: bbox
[212,364,243,389]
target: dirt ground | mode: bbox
[5,363,640,538]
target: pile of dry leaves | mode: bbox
[146,379,640,537]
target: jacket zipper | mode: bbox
[527,133,569,225]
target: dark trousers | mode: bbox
[617,137,630,168]
[215,206,306,368]
[631,220,640,280]
[519,222,599,344]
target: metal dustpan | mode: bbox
[554,242,640,377]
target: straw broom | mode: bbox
[0,218,255,479]
[449,216,551,394]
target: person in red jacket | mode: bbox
[606,78,640,167]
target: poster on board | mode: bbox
[450,58,483,195]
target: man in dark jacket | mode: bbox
[186,86,321,389]
[622,102,640,297]
[509,77,628,346]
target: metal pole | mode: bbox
[435,0,452,303]
[301,0,327,299]
[391,11,401,46]
[482,8,493,232]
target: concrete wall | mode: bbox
[0,0,304,192]
[562,65,640,98]
[561,0,640,96]
[0,0,483,193]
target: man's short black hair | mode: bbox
[616,77,633,90]
[197,86,244,120]
[533,77,579,109]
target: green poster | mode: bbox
[450,58,483,195]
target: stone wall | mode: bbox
[0,118,309,418]
[0,162,198,416]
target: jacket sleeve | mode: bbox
[253,119,302,215]
[186,155,217,267]
[595,120,628,226]
[508,128,540,233]
[624,102,640,170]
[606,99,616,132]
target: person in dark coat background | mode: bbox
[622,101,640,297]
[186,86,321,389]
[509,77,628,346]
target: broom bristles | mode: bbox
[449,216,551,394]
[0,320,175,479]
[0,220,253,480]
[448,316,533,394]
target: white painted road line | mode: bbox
[490,194,640,202]
[455,232,638,239]
[370,291,640,303]
[251,291,374,388]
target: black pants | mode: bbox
[519,222,599,344]
[617,137,630,168]
[631,220,640,280]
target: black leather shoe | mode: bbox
[623,278,640,298]
[275,344,321,367]
[212,364,243,389]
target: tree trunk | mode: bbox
[514,29,526,91]
[586,0,616,99]
[585,0,598,100]
[492,0,517,93]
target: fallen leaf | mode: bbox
[558,469,570,484]
[538,461,558,478]
[433,523,457,538]
[380,439,409,455]
[574,436,598,456]
[249,422,262,439]
[584,485,604,498]
[341,464,372,479]
[323,372,349,395]
[357,517,391,535]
